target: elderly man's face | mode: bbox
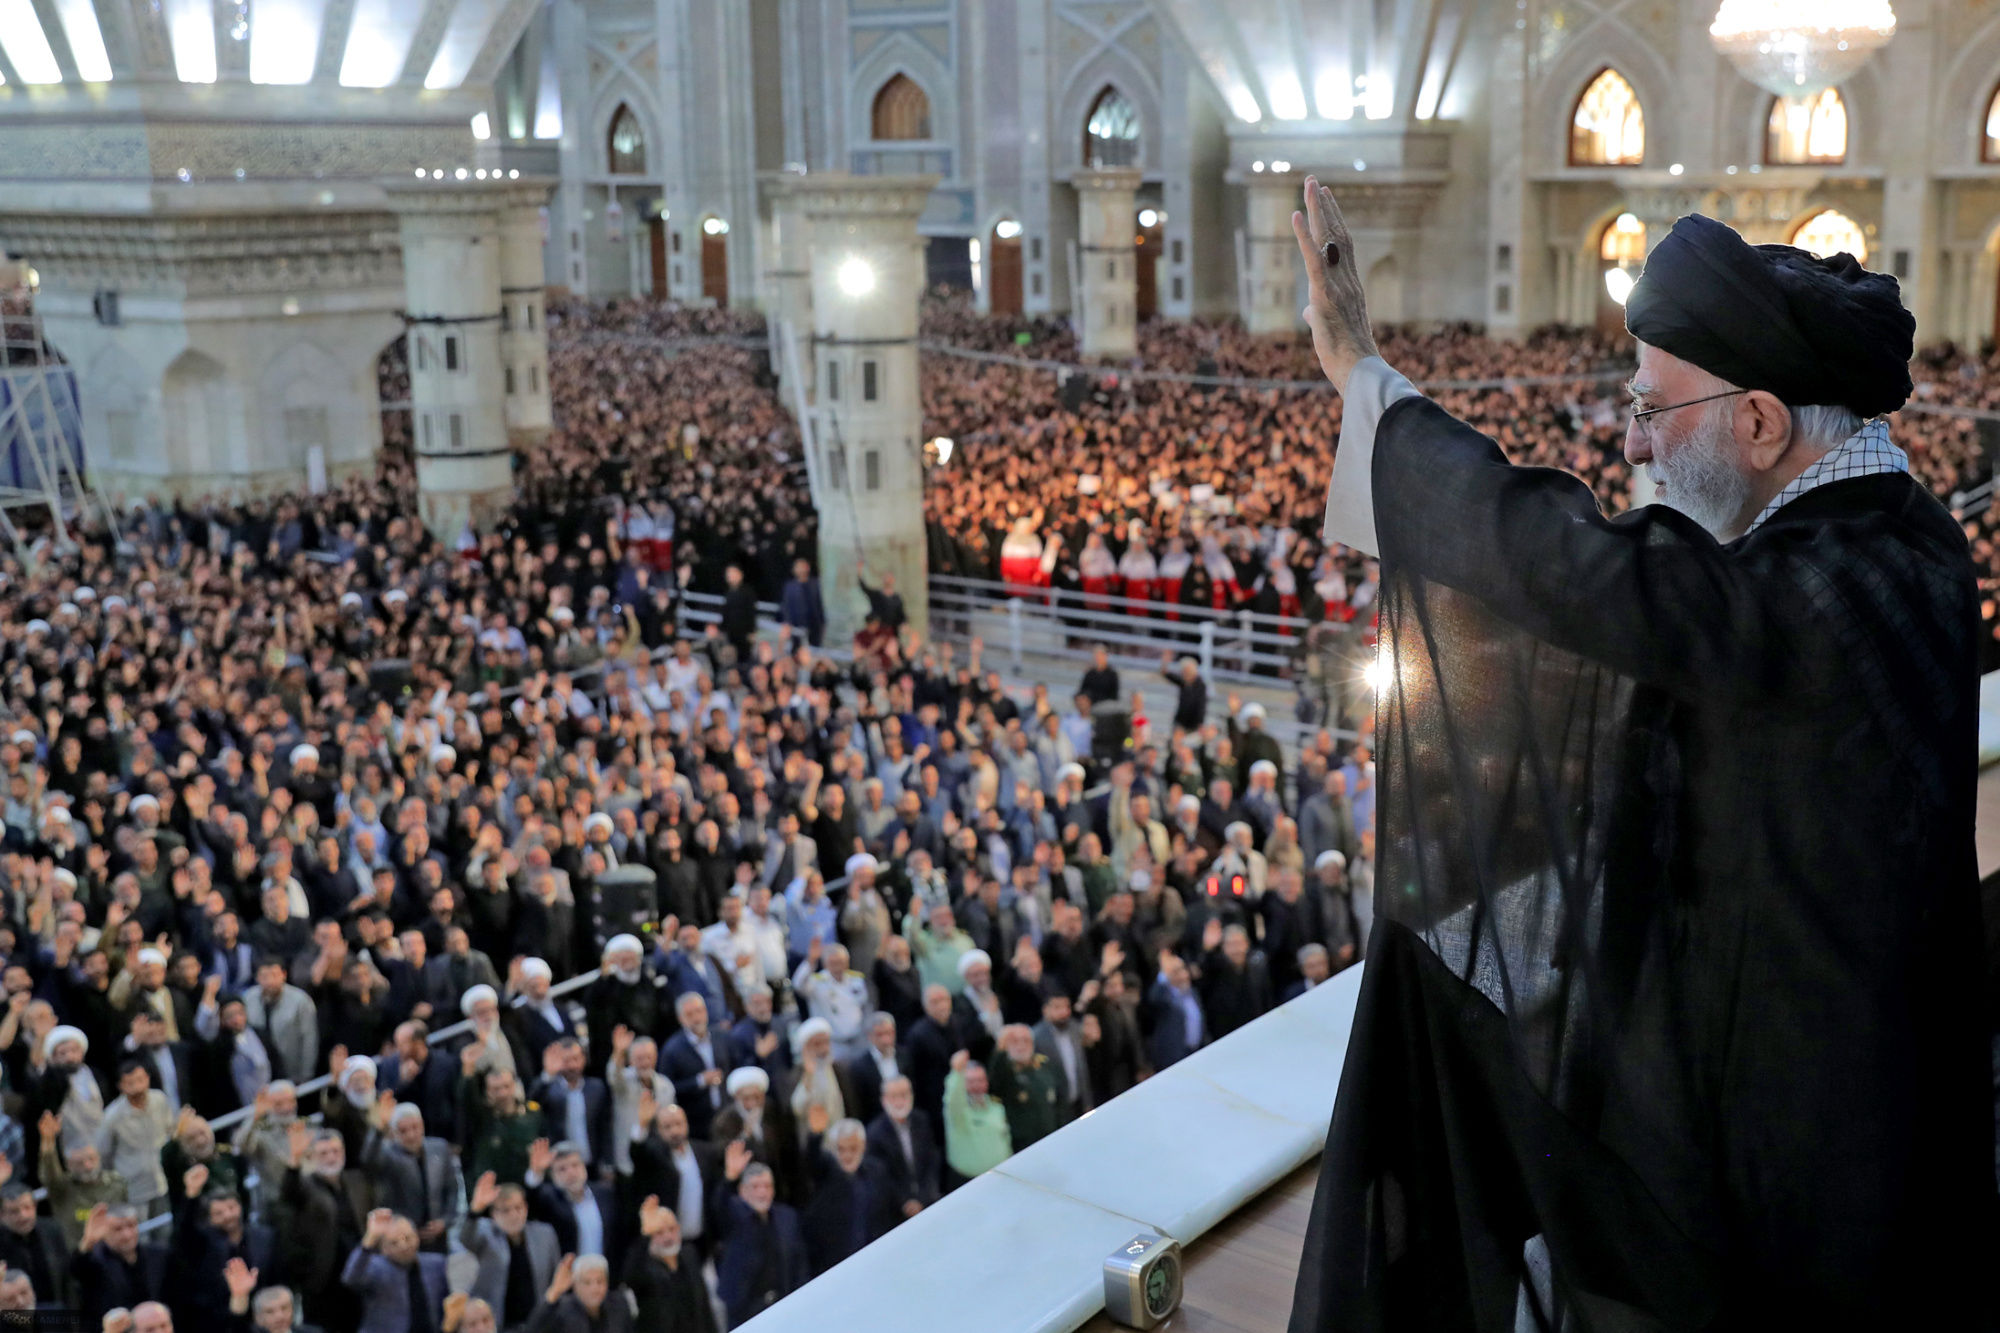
[492,1192,528,1237]
[254,1290,295,1333]
[574,1263,609,1311]
[740,1171,775,1213]
[552,1153,588,1194]
[1623,341,1763,538]
[393,1112,425,1151]
[382,1218,420,1265]
[132,1304,172,1333]
[311,1137,345,1176]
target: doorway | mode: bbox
[649,217,668,299]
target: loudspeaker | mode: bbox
[1194,356,1218,380]
[1090,701,1131,762]
[93,291,121,327]
[1060,371,1092,412]
[1978,417,2000,471]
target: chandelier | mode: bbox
[1710,0,1896,97]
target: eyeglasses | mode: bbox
[1627,388,1746,438]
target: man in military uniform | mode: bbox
[986,1024,1063,1150]
[457,1047,542,1186]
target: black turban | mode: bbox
[1624,213,1914,417]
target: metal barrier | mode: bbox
[927,572,1366,685]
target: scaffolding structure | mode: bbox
[0,253,114,555]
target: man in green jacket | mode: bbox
[987,1025,1064,1150]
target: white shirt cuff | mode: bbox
[1323,355,1420,558]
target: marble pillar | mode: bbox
[386,182,517,540]
[1238,172,1305,334]
[760,173,815,398]
[796,173,938,646]
[1071,168,1142,359]
[497,192,554,448]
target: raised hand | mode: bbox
[1290,175,1379,391]
[37,1111,60,1144]
[364,1207,394,1247]
[636,1085,658,1129]
[611,1024,634,1057]
[806,1103,830,1136]
[638,1194,669,1237]
[470,1170,500,1215]
[223,1257,258,1300]
[755,1029,779,1059]
[286,1118,312,1167]
[460,1040,486,1075]
[723,1138,753,1182]
[442,1292,469,1332]
[183,1162,209,1198]
[546,1254,575,1303]
[528,1137,553,1178]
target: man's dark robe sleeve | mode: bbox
[1292,397,1997,1331]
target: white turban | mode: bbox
[1239,702,1267,724]
[604,934,642,958]
[52,868,76,889]
[136,948,167,968]
[584,812,613,834]
[10,730,35,746]
[843,853,878,878]
[130,794,159,813]
[726,1067,770,1097]
[460,984,498,1016]
[794,1017,832,1048]
[339,592,362,608]
[956,949,992,979]
[103,596,126,611]
[43,1025,87,1059]
[25,620,49,635]
[520,957,552,982]
[1058,763,1087,785]
[1315,850,1347,871]
[383,588,408,604]
[430,744,456,766]
[290,744,319,766]
[338,1055,377,1089]
[75,586,95,601]
[1225,821,1251,842]
[56,602,78,617]
[1250,759,1277,778]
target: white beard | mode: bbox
[1647,401,1753,538]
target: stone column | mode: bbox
[795,173,938,646]
[385,183,513,540]
[497,188,553,448]
[759,173,815,398]
[1235,171,1304,334]
[1071,167,1142,359]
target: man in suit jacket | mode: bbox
[1032,991,1094,1120]
[274,1126,374,1332]
[712,1157,809,1328]
[1144,953,1206,1072]
[902,985,966,1145]
[340,1210,447,1333]
[241,958,317,1084]
[525,1140,623,1261]
[375,1021,458,1144]
[127,1008,199,1116]
[659,993,739,1141]
[0,1181,72,1307]
[531,1037,613,1170]
[458,1173,561,1329]
[760,812,819,891]
[800,1119,898,1274]
[170,1170,277,1332]
[843,1012,904,1126]
[69,1203,172,1325]
[359,1104,461,1251]
[625,1102,723,1251]
[864,1078,940,1219]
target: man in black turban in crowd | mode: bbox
[1289,183,1996,1331]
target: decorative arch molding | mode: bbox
[1532,23,1678,174]
[1936,10,2000,166]
[256,338,359,469]
[589,76,662,179]
[1055,49,1163,176]
[161,348,233,480]
[84,343,150,467]
[848,35,954,151]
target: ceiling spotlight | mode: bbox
[1353,159,1367,171]
[837,255,876,297]
[281,297,301,316]
[432,169,444,179]
[1137,208,1159,228]
[1252,160,1266,172]
[995,219,1022,240]
[508,169,520,179]
[702,217,729,235]
[1668,162,1685,176]
[454,167,469,180]
[474,168,488,179]
[415,168,426,178]
[1272,159,1292,173]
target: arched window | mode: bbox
[1569,68,1645,166]
[1983,83,2000,163]
[1767,88,1846,164]
[1084,87,1141,168]
[607,104,646,175]
[1599,212,1647,263]
[871,74,931,141]
[1791,209,1868,264]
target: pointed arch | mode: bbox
[1084,86,1142,169]
[1569,68,1645,166]
[1791,209,1868,264]
[162,349,231,479]
[1767,88,1847,164]
[607,102,647,174]
[871,73,931,141]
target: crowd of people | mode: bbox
[3,285,1998,1333]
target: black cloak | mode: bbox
[1290,393,1997,1329]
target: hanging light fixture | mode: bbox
[1709,0,1895,97]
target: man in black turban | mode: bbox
[1293,182,1997,1333]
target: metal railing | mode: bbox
[927,572,1366,685]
